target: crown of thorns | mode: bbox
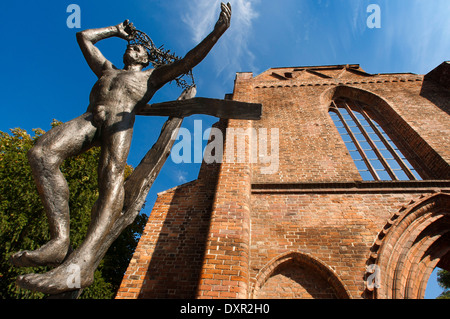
[127,27,195,90]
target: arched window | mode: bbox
[329,97,422,181]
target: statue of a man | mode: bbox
[11,3,231,294]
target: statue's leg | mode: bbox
[78,111,134,261]
[11,113,98,268]
[16,113,134,294]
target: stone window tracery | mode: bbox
[329,97,422,181]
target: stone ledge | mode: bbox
[251,180,450,194]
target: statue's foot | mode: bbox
[16,262,94,295]
[10,239,69,268]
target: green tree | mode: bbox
[437,269,450,299]
[0,121,147,299]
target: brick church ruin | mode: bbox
[116,61,450,299]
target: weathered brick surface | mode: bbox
[248,66,450,182]
[196,117,253,299]
[249,191,430,298]
[116,124,223,298]
[117,63,450,299]
[257,259,338,299]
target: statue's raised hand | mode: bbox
[215,2,232,32]
[116,19,137,41]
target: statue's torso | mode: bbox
[88,68,155,116]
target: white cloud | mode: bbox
[173,169,189,183]
[350,0,368,37]
[406,1,450,73]
[182,0,260,79]
[182,1,219,43]
[374,0,450,74]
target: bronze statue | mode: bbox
[11,3,233,295]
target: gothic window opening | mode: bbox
[329,98,422,181]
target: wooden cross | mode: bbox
[123,97,262,215]
[137,97,262,120]
[120,99,261,264]
[124,96,262,213]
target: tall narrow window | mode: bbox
[329,98,422,181]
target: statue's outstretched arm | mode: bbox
[76,20,135,78]
[150,3,231,88]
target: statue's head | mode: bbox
[126,28,195,89]
[123,44,150,68]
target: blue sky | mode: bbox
[1,0,449,298]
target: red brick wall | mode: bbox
[250,190,432,298]
[116,179,215,299]
[256,258,339,299]
[116,122,223,299]
[249,68,450,182]
[117,64,450,299]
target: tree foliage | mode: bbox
[0,122,147,299]
[437,269,450,299]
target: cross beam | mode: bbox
[137,97,262,120]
